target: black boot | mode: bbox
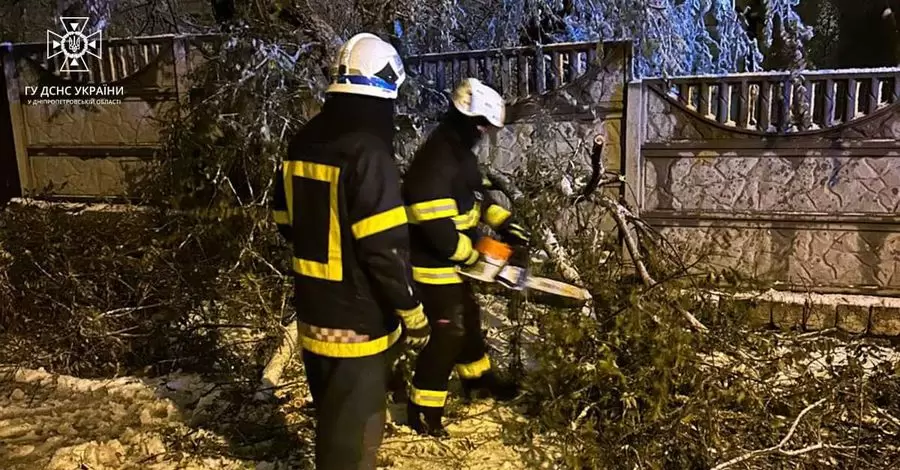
[407,403,449,438]
[461,372,520,402]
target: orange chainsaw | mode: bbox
[458,237,592,303]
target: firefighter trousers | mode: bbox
[303,347,395,470]
[409,281,494,409]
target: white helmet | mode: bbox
[451,78,505,128]
[326,33,406,99]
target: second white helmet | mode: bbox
[451,78,505,128]
[327,33,406,99]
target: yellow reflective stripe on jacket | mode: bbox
[397,304,428,330]
[351,206,407,239]
[448,234,474,262]
[285,161,343,281]
[483,204,511,228]
[292,257,344,281]
[272,209,290,225]
[456,354,491,379]
[407,198,458,222]
[453,203,480,230]
[410,386,448,408]
[299,324,402,358]
[412,266,462,285]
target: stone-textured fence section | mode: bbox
[637,71,900,297]
[3,35,900,307]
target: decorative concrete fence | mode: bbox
[637,71,900,297]
[0,34,211,201]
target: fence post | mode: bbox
[172,36,190,107]
[534,45,546,94]
[867,77,880,114]
[623,80,643,215]
[516,52,527,96]
[845,78,858,123]
[567,50,578,84]
[758,81,772,131]
[500,53,511,96]
[619,79,644,276]
[1,46,32,197]
[737,80,751,128]
[716,81,729,124]
[822,78,835,127]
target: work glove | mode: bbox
[397,304,431,350]
[499,222,531,246]
[456,234,482,267]
[462,246,481,266]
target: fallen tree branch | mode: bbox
[712,398,842,469]
[254,287,299,401]
[573,134,622,202]
[605,202,702,330]
[538,224,587,288]
[98,303,164,319]
[596,194,654,286]
[254,320,300,402]
[573,138,707,332]
[539,225,594,317]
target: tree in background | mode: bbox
[394,0,811,77]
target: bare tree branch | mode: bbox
[711,398,855,470]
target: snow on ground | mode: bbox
[699,332,900,390]
[0,367,246,469]
[0,365,539,470]
[0,294,549,470]
[3,291,899,469]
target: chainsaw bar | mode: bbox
[459,261,592,302]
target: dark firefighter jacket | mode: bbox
[402,110,516,285]
[271,94,422,358]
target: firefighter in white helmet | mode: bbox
[271,33,429,468]
[401,78,531,437]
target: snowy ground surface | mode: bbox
[2,292,898,469]
[0,294,548,470]
[0,367,537,469]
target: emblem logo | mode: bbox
[47,17,102,73]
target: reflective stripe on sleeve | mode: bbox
[411,266,462,285]
[351,206,407,239]
[407,198,458,223]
